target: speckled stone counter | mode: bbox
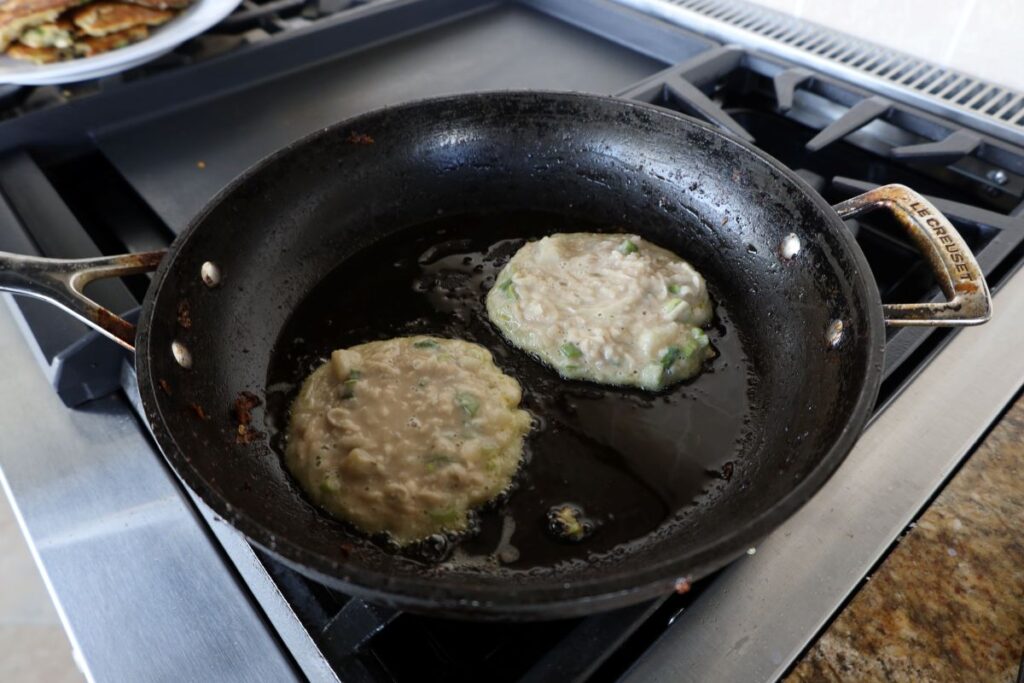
[787,393,1024,682]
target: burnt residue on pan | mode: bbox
[234,391,263,444]
[265,211,755,569]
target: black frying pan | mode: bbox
[0,92,991,619]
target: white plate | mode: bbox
[0,0,242,85]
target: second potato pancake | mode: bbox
[486,233,714,390]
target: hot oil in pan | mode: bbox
[266,211,751,569]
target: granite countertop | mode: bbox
[787,393,1024,682]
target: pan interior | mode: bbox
[265,211,753,569]
[140,92,878,610]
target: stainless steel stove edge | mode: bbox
[119,363,341,683]
[0,294,300,683]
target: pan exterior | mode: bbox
[135,91,885,619]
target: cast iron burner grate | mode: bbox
[1,1,1022,681]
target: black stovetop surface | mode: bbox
[1,1,1023,681]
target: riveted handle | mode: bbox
[0,250,166,350]
[832,184,992,326]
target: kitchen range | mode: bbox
[0,0,1022,681]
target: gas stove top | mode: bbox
[1,1,1023,681]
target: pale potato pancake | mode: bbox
[285,337,532,545]
[487,233,714,390]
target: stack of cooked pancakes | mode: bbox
[0,0,191,64]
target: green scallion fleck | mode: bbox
[498,278,518,300]
[427,506,462,526]
[319,476,341,493]
[481,446,500,473]
[425,453,455,472]
[560,342,583,359]
[663,297,683,313]
[413,339,439,349]
[339,369,360,399]
[660,346,681,371]
[547,504,588,542]
[667,283,681,295]
[455,391,480,417]
[691,328,709,347]
[558,508,584,540]
[618,239,639,255]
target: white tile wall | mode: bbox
[747,0,1024,91]
[947,0,1024,92]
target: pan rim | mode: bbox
[136,90,886,617]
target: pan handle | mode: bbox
[0,250,166,351]
[832,184,992,326]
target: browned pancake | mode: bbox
[72,1,170,37]
[0,0,79,19]
[0,9,58,49]
[72,21,146,55]
[17,17,73,47]
[123,0,189,9]
[6,40,64,61]
[0,0,85,48]
[0,0,79,13]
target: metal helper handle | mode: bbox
[0,250,166,350]
[832,184,992,326]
